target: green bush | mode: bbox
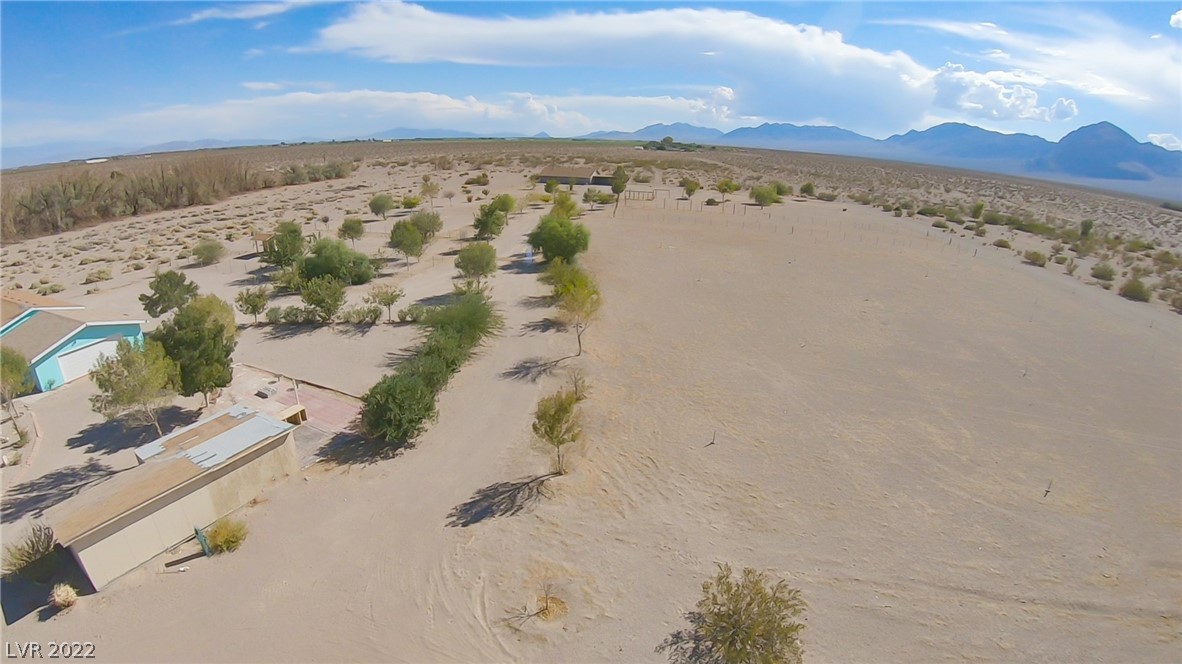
[1119,278,1152,302]
[265,307,282,324]
[931,220,949,229]
[301,238,374,285]
[205,517,248,553]
[816,192,838,202]
[799,181,815,197]
[397,304,428,323]
[401,196,421,210]
[917,206,941,217]
[1053,255,1068,265]
[409,210,443,239]
[1091,262,1116,281]
[193,239,226,266]
[340,305,382,325]
[2,522,58,583]
[705,198,720,206]
[280,306,314,324]
[83,268,112,284]
[527,213,590,263]
[463,172,489,186]
[1023,251,1047,267]
[360,371,439,444]
[992,239,1011,249]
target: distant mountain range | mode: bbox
[4,120,1179,199]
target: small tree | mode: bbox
[472,206,508,240]
[556,271,601,356]
[262,221,306,267]
[90,338,178,436]
[682,178,701,199]
[1080,219,1095,238]
[611,165,629,213]
[302,237,374,285]
[532,389,581,474]
[338,217,365,247]
[443,190,456,206]
[455,242,497,286]
[301,276,347,324]
[234,286,270,325]
[139,270,198,318]
[369,194,396,219]
[364,283,404,322]
[420,179,441,207]
[192,239,226,266]
[409,210,443,239]
[715,179,739,202]
[551,191,583,219]
[389,221,425,268]
[528,214,591,264]
[750,185,781,208]
[0,347,33,419]
[658,564,806,664]
[154,297,237,408]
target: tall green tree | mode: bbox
[234,286,270,325]
[0,348,33,419]
[658,564,806,664]
[363,283,404,322]
[389,221,425,268]
[472,205,508,240]
[527,214,591,263]
[532,388,581,474]
[89,338,178,436]
[262,221,306,267]
[337,217,364,246]
[185,295,238,344]
[155,297,237,407]
[611,165,629,213]
[409,210,443,239]
[454,242,497,287]
[139,270,198,318]
[302,237,374,285]
[301,276,347,324]
[369,194,396,219]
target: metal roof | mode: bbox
[0,312,86,363]
[137,404,294,469]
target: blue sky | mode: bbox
[2,1,1180,151]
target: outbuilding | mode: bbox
[44,405,298,591]
[535,166,609,186]
[0,291,143,392]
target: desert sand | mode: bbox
[1,145,1180,662]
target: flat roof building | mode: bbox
[44,405,298,591]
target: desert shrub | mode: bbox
[992,239,1011,249]
[1119,278,1152,302]
[49,583,78,610]
[409,210,443,239]
[1023,251,1047,267]
[973,226,986,237]
[1170,293,1182,313]
[279,306,313,324]
[300,276,346,323]
[917,206,941,217]
[705,198,720,206]
[528,214,590,263]
[1125,238,1154,253]
[799,181,815,197]
[301,238,374,285]
[658,563,806,664]
[368,194,396,218]
[931,220,949,229]
[1091,262,1116,281]
[272,265,305,292]
[192,239,226,266]
[771,181,793,196]
[632,170,654,183]
[265,306,282,324]
[82,268,112,284]
[361,371,438,444]
[749,185,781,208]
[397,304,428,323]
[1053,255,1068,265]
[205,517,248,553]
[401,195,421,209]
[2,522,58,583]
[463,172,490,186]
[816,192,838,202]
[340,305,382,325]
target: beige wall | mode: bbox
[73,432,297,590]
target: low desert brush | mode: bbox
[2,522,59,582]
[50,583,78,610]
[205,517,248,553]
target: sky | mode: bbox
[2,1,1181,153]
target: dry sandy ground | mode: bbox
[1,151,1179,662]
[3,192,1179,662]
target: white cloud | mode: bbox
[310,2,933,135]
[242,81,283,91]
[244,48,265,59]
[173,2,301,26]
[931,63,1078,122]
[1148,133,1182,150]
[1171,10,1182,29]
[880,14,1181,110]
[2,88,751,145]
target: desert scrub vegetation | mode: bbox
[1023,251,1048,267]
[533,388,583,474]
[1091,262,1116,281]
[2,522,59,583]
[205,517,249,553]
[992,239,1011,249]
[361,292,503,447]
[192,239,226,266]
[1,157,353,239]
[1118,278,1152,302]
[658,563,806,664]
[49,583,78,611]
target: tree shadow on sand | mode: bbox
[446,474,557,528]
[65,406,198,456]
[500,357,561,382]
[314,420,404,467]
[500,253,545,275]
[1,459,116,523]
[520,317,564,335]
